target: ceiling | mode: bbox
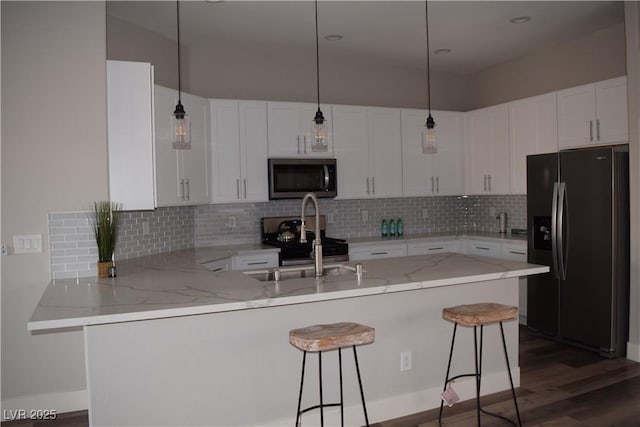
[107,1,625,75]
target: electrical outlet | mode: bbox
[361,209,369,222]
[422,208,429,219]
[228,216,237,228]
[400,351,412,371]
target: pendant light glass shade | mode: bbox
[423,0,437,154]
[310,0,328,153]
[172,0,191,150]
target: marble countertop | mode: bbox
[347,231,527,246]
[28,248,547,332]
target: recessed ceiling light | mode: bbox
[509,16,531,24]
[434,48,452,55]
[324,34,343,41]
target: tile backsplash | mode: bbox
[48,195,525,278]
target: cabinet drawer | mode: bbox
[232,253,279,271]
[407,240,460,256]
[202,259,231,273]
[466,240,501,257]
[501,244,528,262]
[349,242,407,261]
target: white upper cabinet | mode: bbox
[154,86,209,207]
[557,76,628,149]
[106,60,156,211]
[464,104,510,195]
[401,109,463,197]
[508,93,558,194]
[209,99,268,203]
[267,101,333,157]
[333,105,402,199]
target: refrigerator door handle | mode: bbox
[551,182,560,278]
[558,182,569,280]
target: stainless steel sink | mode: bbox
[244,264,358,282]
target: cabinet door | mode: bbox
[401,109,433,197]
[232,252,279,270]
[107,61,156,211]
[368,107,402,198]
[466,240,501,257]
[239,101,269,202]
[154,85,182,206]
[333,105,369,199]
[431,111,463,195]
[557,83,597,149]
[180,92,209,205]
[595,76,628,144]
[509,93,558,194]
[488,104,510,194]
[465,108,493,194]
[300,103,334,156]
[210,99,242,203]
[267,101,302,157]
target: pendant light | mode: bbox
[422,0,437,154]
[172,0,191,149]
[311,0,328,152]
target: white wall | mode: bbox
[1,1,107,411]
[624,2,640,363]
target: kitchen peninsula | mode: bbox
[29,250,547,426]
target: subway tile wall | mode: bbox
[49,195,525,278]
[48,207,194,279]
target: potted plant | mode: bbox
[90,201,122,278]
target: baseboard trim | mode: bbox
[261,368,520,427]
[627,340,640,362]
[1,389,88,419]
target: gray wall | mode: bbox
[1,1,107,411]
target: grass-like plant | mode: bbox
[90,201,122,262]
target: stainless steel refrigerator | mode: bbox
[527,145,629,358]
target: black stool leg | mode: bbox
[439,322,458,425]
[318,351,324,427]
[339,348,344,427]
[295,351,307,427]
[499,321,522,426]
[353,345,370,426]
[473,325,480,427]
[478,325,484,404]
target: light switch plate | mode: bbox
[13,234,42,254]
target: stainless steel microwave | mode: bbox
[268,158,337,199]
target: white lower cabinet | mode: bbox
[465,239,502,257]
[407,240,460,255]
[202,258,231,273]
[349,241,407,261]
[501,243,528,325]
[232,252,279,271]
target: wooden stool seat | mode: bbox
[442,302,518,327]
[289,322,375,352]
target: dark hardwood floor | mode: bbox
[4,327,639,426]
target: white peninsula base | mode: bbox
[84,277,519,426]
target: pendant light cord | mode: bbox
[315,0,321,110]
[176,0,182,104]
[425,0,431,115]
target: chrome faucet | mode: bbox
[299,192,323,277]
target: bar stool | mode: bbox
[438,302,522,427]
[289,322,375,427]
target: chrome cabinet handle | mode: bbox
[483,175,487,192]
[185,178,190,200]
[436,176,439,193]
[589,120,594,141]
[366,177,370,194]
[488,175,492,192]
[321,165,329,191]
[431,176,435,193]
[476,246,490,250]
[509,251,526,255]
[428,247,444,251]
[236,179,240,199]
[180,179,185,200]
[371,251,389,255]
[372,177,375,194]
[303,136,307,154]
[243,179,247,198]
[596,119,601,141]
[247,261,269,266]
[297,136,301,154]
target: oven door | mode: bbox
[268,158,337,199]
